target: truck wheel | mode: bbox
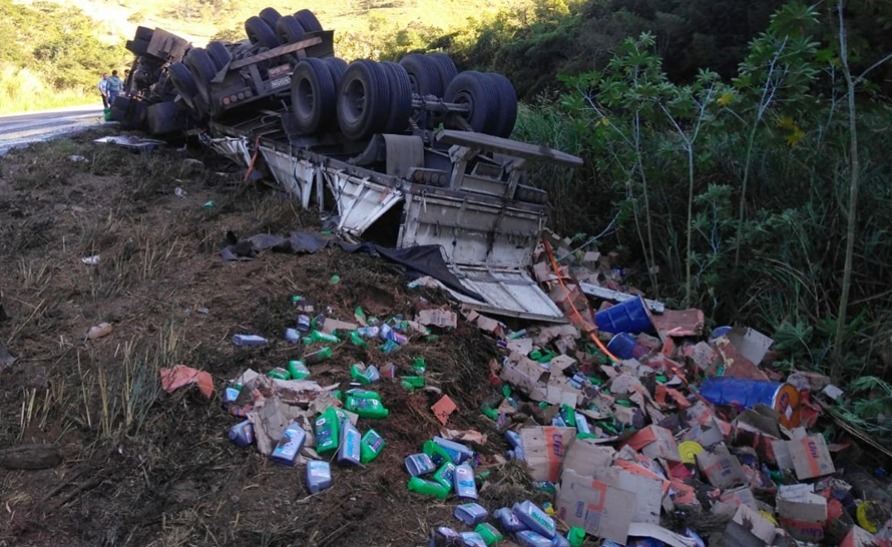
[184,48,217,104]
[169,62,198,108]
[380,61,412,133]
[258,7,282,29]
[126,39,150,57]
[147,101,188,135]
[399,53,442,97]
[275,15,305,45]
[427,53,458,91]
[324,57,348,87]
[486,72,518,138]
[337,60,389,140]
[135,26,154,41]
[294,9,323,32]
[290,58,336,133]
[206,41,232,71]
[444,71,497,134]
[245,15,279,49]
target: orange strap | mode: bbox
[542,238,620,364]
[243,134,262,182]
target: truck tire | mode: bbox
[427,53,458,91]
[291,58,336,134]
[380,61,412,133]
[169,62,198,108]
[294,9,323,33]
[399,53,442,97]
[245,16,279,49]
[126,39,150,57]
[444,70,498,134]
[147,101,189,135]
[324,57,348,87]
[486,72,518,138]
[275,15,305,45]
[337,60,389,140]
[135,26,154,41]
[206,41,232,71]
[184,48,217,103]
[258,7,282,29]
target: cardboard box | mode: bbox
[601,467,663,524]
[841,525,889,547]
[777,484,827,542]
[561,437,614,478]
[555,468,635,544]
[725,504,777,546]
[627,425,681,462]
[773,435,835,479]
[415,308,457,329]
[696,443,747,489]
[519,426,576,483]
[500,354,548,402]
[682,418,725,448]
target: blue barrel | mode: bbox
[699,377,801,427]
[594,295,654,334]
[710,325,732,340]
[606,333,636,359]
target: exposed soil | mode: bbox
[0,128,537,546]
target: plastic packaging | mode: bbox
[430,526,461,545]
[303,346,332,365]
[306,460,332,494]
[360,429,385,463]
[512,501,556,538]
[337,420,361,465]
[460,531,487,547]
[350,364,380,385]
[453,502,488,526]
[550,534,570,547]
[297,314,312,332]
[423,440,455,466]
[356,326,380,338]
[288,360,310,380]
[432,461,457,489]
[433,436,474,464]
[232,334,268,346]
[474,523,504,546]
[228,420,254,447]
[574,412,591,435]
[267,367,290,380]
[308,330,339,344]
[407,476,450,499]
[345,395,389,418]
[515,530,554,547]
[405,453,437,477]
[270,422,306,466]
[345,388,380,400]
[505,431,525,461]
[222,384,242,406]
[493,507,526,533]
[453,462,478,499]
[314,407,340,454]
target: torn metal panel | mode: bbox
[325,170,404,237]
[204,136,251,167]
[445,265,565,322]
[259,146,317,209]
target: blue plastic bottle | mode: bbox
[493,507,527,533]
[337,420,361,466]
[512,501,556,538]
[432,436,474,463]
[270,422,306,465]
[405,453,436,477]
[306,460,332,493]
[453,462,478,499]
[228,420,254,447]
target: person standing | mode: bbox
[107,70,122,106]
[98,72,109,108]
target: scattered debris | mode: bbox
[160,365,213,399]
[85,322,113,340]
[81,255,100,265]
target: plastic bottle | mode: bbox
[559,404,577,428]
[432,461,456,489]
[432,436,474,464]
[550,533,570,547]
[345,395,389,419]
[285,327,301,343]
[405,453,436,477]
[306,460,332,494]
[505,431,525,461]
[228,420,254,447]
[314,408,340,454]
[350,364,380,385]
[412,356,426,373]
[567,527,585,547]
[574,412,591,435]
[460,531,487,547]
[379,339,399,354]
[303,346,332,364]
[407,476,450,499]
[345,388,380,400]
[423,439,455,466]
[453,462,478,499]
[350,331,368,348]
[401,376,425,389]
[512,501,556,539]
[296,314,312,332]
[232,334,268,346]
[309,330,340,344]
[493,507,526,533]
[356,326,380,338]
[267,367,290,380]
[474,523,504,546]
[454,502,488,526]
[430,527,461,545]
[270,422,306,466]
[337,419,361,466]
[515,530,554,547]
[288,360,310,380]
[360,429,385,463]
[222,383,242,407]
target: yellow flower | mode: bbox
[786,126,805,147]
[716,92,734,106]
[597,117,610,127]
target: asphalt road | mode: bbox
[0,105,106,154]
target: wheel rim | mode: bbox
[296,77,315,119]
[343,78,367,124]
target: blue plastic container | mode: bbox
[594,296,653,334]
[710,325,732,340]
[606,333,637,359]
[699,377,800,428]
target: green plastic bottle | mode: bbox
[350,364,379,385]
[267,367,290,380]
[350,331,368,348]
[314,407,340,454]
[407,476,450,499]
[304,346,332,364]
[345,388,380,400]
[401,376,425,388]
[432,461,456,489]
[423,440,454,466]
[475,522,504,545]
[568,527,585,547]
[346,396,389,419]
[310,330,340,344]
[360,429,385,463]
[481,406,499,421]
[287,360,310,380]
[412,356,426,373]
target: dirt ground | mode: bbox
[0,128,541,546]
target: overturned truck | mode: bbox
[114,8,582,321]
